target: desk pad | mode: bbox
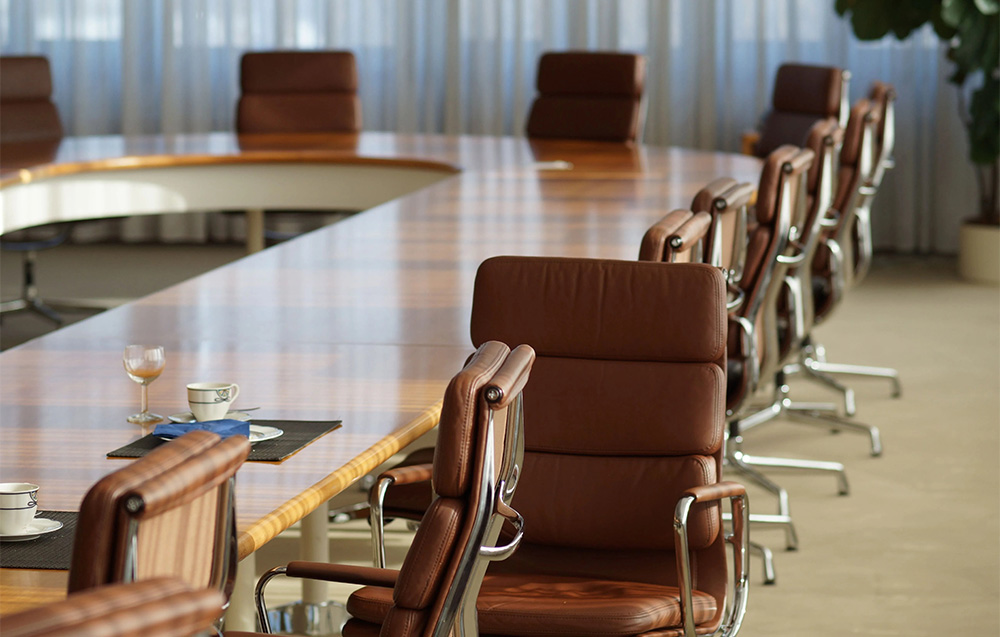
[0,511,77,570]
[106,419,342,462]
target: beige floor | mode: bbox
[2,245,998,635]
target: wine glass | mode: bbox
[123,345,165,424]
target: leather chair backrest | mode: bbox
[383,341,534,635]
[787,117,842,348]
[690,177,753,280]
[0,56,63,143]
[68,431,250,603]
[236,51,361,134]
[737,146,813,398]
[867,81,896,189]
[4,577,225,637]
[526,51,645,143]
[833,100,878,264]
[470,256,730,622]
[753,63,846,158]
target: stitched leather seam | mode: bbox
[693,455,719,545]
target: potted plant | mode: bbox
[835,0,999,283]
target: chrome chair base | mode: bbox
[262,600,348,636]
[0,296,64,326]
[805,358,902,398]
[784,405,883,457]
[740,449,850,495]
[788,340,902,417]
[749,541,777,585]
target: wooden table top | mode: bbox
[0,132,760,613]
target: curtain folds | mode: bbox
[0,0,970,253]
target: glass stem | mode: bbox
[140,383,149,414]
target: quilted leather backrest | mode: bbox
[526,51,645,143]
[471,257,726,552]
[0,56,63,143]
[753,63,844,157]
[237,51,361,134]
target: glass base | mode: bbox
[127,411,163,425]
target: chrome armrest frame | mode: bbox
[782,273,805,349]
[674,490,750,637]
[255,565,288,634]
[725,285,745,313]
[370,473,395,568]
[733,315,760,397]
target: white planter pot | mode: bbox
[958,222,1000,285]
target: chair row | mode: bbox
[362,72,898,591]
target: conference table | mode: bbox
[0,131,760,627]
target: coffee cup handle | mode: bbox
[230,384,240,402]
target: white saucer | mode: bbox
[246,425,283,444]
[168,411,252,423]
[0,517,64,542]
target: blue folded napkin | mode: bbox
[152,419,251,440]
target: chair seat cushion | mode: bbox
[347,573,717,637]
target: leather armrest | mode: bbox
[740,130,760,157]
[638,209,694,261]
[378,463,433,486]
[667,211,712,255]
[683,481,746,503]
[485,344,535,409]
[285,562,400,588]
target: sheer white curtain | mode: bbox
[0,0,970,253]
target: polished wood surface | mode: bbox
[0,132,760,614]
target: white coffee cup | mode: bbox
[187,382,240,422]
[0,482,39,535]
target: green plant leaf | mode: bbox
[834,0,853,16]
[950,8,989,72]
[849,0,894,39]
[974,0,999,15]
[981,19,1000,68]
[942,0,970,27]
[932,6,961,38]
[968,77,1000,164]
[890,0,939,37]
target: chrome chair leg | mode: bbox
[723,509,798,553]
[0,251,64,326]
[805,359,902,398]
[749,541,777,585]
[784,407,883,457]
[739,451,850,495]
[727,434,791,516]
[799,364,857,416]
[726,439,799,551]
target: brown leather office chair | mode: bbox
[372,258,748,635]
[525,51,646,143]
[742,63,850,158]
[794,92,901,420]
[236,51,361,134]
[67,430,250,607]
[235,50,362,245]
[4,577,226,637]
[245,341,534,637]
[0,55,75,326]
[648,148,850,525]
[465,257,747,637]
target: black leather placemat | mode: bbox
[0,510,77,570]
[106,420,342,462]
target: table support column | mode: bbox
[246,208,265,254]
[225,552,257,631]
[301,500,330,604]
